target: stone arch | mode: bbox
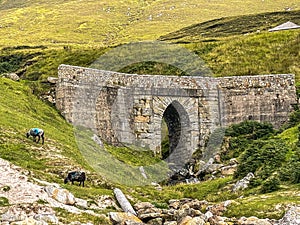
[152,96,199,169]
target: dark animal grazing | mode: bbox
[26,128,44,144]
[64,171,86,187]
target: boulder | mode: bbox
[220,164,237,175]
[109,212,144,225]
[232,172,255,192]
[75,198,88,209]
[2,73,19,81]
[275,206,300,225]
[178,215,205,225]
[238,216,272,225]
[96,195,119,210]
[44,185,76,205]
[33,214,59,224]
[47,77,58,84]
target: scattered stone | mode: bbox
[169,200,180,210]
[237,216,272,225]
[232,172,255,192]
[47,76,58,84]
[2,73,20,81]
[75,198,88,209]
[114,188,137,216]
[33,213,59,224]
[204,211,214,220]
[109,212,144,225]
[275,205,300,225]
[44,185,76,205]
[96,195,120,210]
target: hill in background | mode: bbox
[0,0,299,47]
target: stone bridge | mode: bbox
[56,64,297,167]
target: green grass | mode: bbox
[0,77,91,181]
[225,187,300,219]
[0,0,299,47]
[159,10,300,42]
[54,207,110,225]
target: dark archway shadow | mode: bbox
[161,100,191,170]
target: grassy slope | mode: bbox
[0,77,91,180]
[0,0,299,47]
[159,10,300,42]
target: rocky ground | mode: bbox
[0,157,114,224]
[0,157,300,225]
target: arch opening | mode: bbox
[160,100,191,169]
[161,103,181,159]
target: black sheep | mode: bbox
[64,171,86,187]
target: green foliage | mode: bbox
[221,120,299,194]
[235,139,288,181]
[0,0,299,47]
[0,51,41,74]
[260,177,280,194]
[161,137,170,159]
[221,137,249,161]
[130,176,233,204]
[286,110,300,128]
[225,120,274,139]
[105,144,161,167]
[279,147,300,184]
[0,197,9,206]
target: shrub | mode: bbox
[260,177,280,193]
[234,139,288,180]
[225,120,274,139]
[0,197,9,206]
[279,147,300,184]
[284,110,300,129]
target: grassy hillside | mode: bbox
[0,0,299,47]
[159,10,300,41]
[0,77,91,180]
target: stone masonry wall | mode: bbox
[218,74,297,128]
[56,65,297,166]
